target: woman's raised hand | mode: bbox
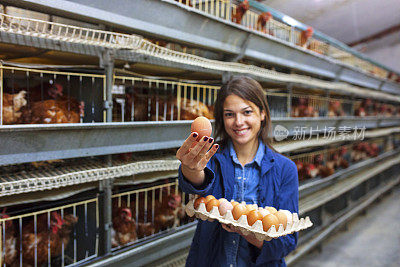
[176,132,219,172]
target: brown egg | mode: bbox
[247,210,263,226]
[258,208,270,218]
[205,195,216,203]
[262,214,280,232]
[232,203,247,220]
[218,198,228,204]
[245,204,257,215]
[218,201,234,216]
[231,201,239,208]
[206,199,220,212]
[194,197,206,210]
[265,206,277,214]
[274,211,288,229]
[191,116,212,140]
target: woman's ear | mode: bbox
[261,110,266,121]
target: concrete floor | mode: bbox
[294,185,400,267]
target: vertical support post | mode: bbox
[222,72,232,84]
[287,83,292,117]
[98,174,113,256]
[101,49,115,123]
[0,64,3,126]
[98,49,115,256]
[325,90,330,117]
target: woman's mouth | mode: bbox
[233,128,249,136]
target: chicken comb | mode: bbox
[121,208,132,218]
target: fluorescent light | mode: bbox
[282,15,300,27]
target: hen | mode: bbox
[232,0,249,25]
[125,90,213,121]
[328,100,345,117]
[153,194,186,232]
[2,90,27,124]
[256,12,272,33]
[18,212,78,266]
[298,27,313,48]
[0,211,17,266]
[111,207,137,247]
[24,99,80,124]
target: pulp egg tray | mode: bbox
[185,199,313,241]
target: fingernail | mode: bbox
[215,144,219,149]
[208,138,214,143]
[192,132,198,138]
[203,136,208,141]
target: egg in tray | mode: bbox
[185,195,312,240]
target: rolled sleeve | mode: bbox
[256,159,299,265]
[178,162,216,195]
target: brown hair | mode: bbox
[214,76,273,150]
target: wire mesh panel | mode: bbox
[290,94,356,118]
[290,136,389,182]
[0,198,98,267]
[113,76,218,122]
[110,179,191,251]
[171,0,389,79]
[0,12,139,49]
[266,92,288,118]
[0,65,105,125]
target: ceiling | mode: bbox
[262,0,400,71]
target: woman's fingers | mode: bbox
[194,137,214,162]
[221,223,236,233]
[176,132,199,160]
[186,136,210,162]
[198,144,219,167]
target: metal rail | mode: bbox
[2,117,399,166]
[87,149,400,267]
[1,12,400,97]
[287,176,400,265]
[3,0,398,93]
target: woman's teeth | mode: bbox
[234,129,249,136]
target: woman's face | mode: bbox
[223,94,266,147]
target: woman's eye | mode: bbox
[244,110,253,115]
[224,113,233,117]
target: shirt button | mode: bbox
[230,264,233,267]
[233,240,236,244]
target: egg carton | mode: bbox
[185,199,313,241]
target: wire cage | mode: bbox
[172,0,389,79]
[0,64,106,125]
[0,198,99,267]
[290,93,354,118]
[290,137,389,182]
[110,178,192,251]
[112,76,218,122]
[266,92,288,118]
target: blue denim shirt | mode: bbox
[179,142,299,267]
[219,141,265,267]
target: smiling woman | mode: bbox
[177,76,299,266]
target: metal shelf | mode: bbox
[287,175,400,265]
[1,13,400,103]
[85,150,400,267]
[5,0,400,94]
[299,150,400,214]
[1,118,399,166]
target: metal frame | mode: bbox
[3,0,399,94]
[88,149,400,266]
[1,12,400,99]
[2,117,399,166]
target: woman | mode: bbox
[176,76,298,266]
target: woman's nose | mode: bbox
[234,114,244,126]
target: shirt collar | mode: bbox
[229,139,265,167]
